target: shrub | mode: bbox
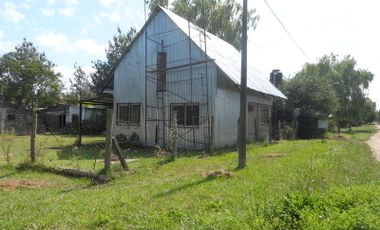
[115,133,141,149]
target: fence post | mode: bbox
[104,109,113,174]
[30,109,37,163]
[171,111,177,160]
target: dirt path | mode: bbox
[367,125,380,162]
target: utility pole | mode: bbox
[238,0,248,168]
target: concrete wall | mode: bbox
[0,106,31,135]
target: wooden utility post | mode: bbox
[238,0,248,168]
[30,109,37,163]
[104,109,113,174]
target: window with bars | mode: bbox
[171,104,199,126]
[117,103,141,125]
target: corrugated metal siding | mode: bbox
[161,7,286,99]
[113,10,217,149]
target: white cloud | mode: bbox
[54,65,74,90]
[74,39,105,56]
[109,12,120,22]
[2,2,25,23]
[58,7,75,16]
[0,41,12,55]
[41,8,55,17]
[36,32,69,52]
[98,0,121,8]
[48,0,57,5]
[36,32,106,56]
[65,0,79,5]
[0,30,4,39]
[94,15,101,25]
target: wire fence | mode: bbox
[0,104,191,172]
[0,101,296,173]
[0,104,109,171]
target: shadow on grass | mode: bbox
[16,162,96,179]
[154,177,215,198]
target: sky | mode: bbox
[0,0,379,109]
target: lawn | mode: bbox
[1,126,380,229]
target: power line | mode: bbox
[263,0,306,56]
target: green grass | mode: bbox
[1,125,380,229]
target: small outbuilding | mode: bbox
[0,102,31,135]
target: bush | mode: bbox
[115,133,141,149]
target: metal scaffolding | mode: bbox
[144,23,212,150]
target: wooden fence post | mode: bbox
[30,109,37,163]
[104,109,113,174]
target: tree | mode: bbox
[90,27,137,93]
[282,65,338,138]
[69,64,93,103]
[330,55,373,130]
[149,0,168,12]
[0,39,62,108]
[149,0,259,50]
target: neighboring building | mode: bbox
[43,104,105,132]
[0,102,31,135]
[102,6,286,149]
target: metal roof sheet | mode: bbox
[160,7,286,99]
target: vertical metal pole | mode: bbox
[104,109,113,174]
[171,111,178,160]
[188,21,196,149]
[238,0,248,168]
[144,31,148,146]
[30,109,37,163]
[78,101,82,146]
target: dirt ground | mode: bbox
[0,179,52,190]
[367,125,380,162]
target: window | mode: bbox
[7,114,16,121]
[117,103,141,125]
[157,52,166,92]
[72,114,79,124]
[248,104,254,112]
[172,104,199,126]
[261,107,269,125]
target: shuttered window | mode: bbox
[157,52,166,92]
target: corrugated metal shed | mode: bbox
[160,7,287,99]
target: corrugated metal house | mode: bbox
[105,6,286,149]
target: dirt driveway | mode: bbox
[367,125,380,162]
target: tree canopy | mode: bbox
[90,27,137,93]
[0,39,63,108]
[282,54,376,138]
[149,0,259,50]
[63,63,93,104]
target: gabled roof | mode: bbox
[101,6,286,99]
[160,7,286,99]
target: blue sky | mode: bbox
[0,0,146,88]
[1,0,379,109]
